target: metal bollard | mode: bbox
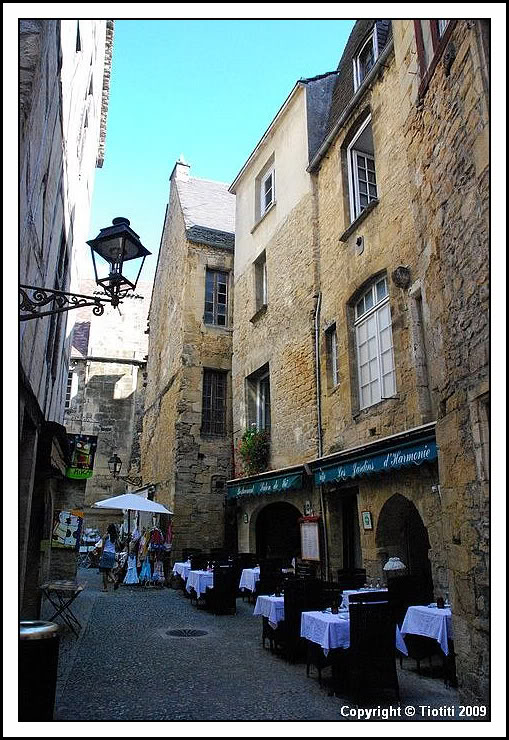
[19,620,61,721]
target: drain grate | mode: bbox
[165,628,208,638]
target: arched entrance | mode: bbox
[376,493,433,589]
[255,501,301,561]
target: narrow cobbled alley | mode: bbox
[46,568,472,724]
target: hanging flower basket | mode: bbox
[237,428,270,476]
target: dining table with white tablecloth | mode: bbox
[400,604,453,655]
[340,587,388,608]
[239,566,260,593]
[253,594,285,629]
[301,608,408,657]
[172,560,192,581]
[185,569,214,598]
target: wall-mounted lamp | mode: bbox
[108,452,142,487]
[20,218,151,320]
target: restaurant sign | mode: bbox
[315,440,437,485]
[227,472,303,499]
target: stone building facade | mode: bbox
[19,20,113,615]
[392,18,490,706]
[141,160,235,559]
[225,19,489,705]
[64,279,152,534]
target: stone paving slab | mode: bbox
[50,568,483,724]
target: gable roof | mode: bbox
[176,176,235,249]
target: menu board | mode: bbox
[300,520,320,561]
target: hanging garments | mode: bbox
[139,557,152,583]
[123,554,139,585]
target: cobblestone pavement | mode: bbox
[49,568,481,725]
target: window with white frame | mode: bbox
[353,31,379,91]
[260,168,275,216]
[326,324,340,388]
[204,269,229,326]
[347,117,378,222]
[247,365,271,432]
[354,276,396,409]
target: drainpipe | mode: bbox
[314,292,329,579]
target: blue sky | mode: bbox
[88,19,356,279]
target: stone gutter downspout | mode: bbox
[314,292,329,579]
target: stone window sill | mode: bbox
[251,201,276,234]
[250,304,268,323]
[339,199,379,243]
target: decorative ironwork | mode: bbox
[20,285,115,321]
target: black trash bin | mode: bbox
[19,620,61,721]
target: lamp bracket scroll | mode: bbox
[20,286,114,321]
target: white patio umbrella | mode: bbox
[92,492,173,549]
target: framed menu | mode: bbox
[300,518,320,561]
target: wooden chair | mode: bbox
[276,577,322,663]
[319,581,342,611]
[337,568,366,591]
[348,591,389,604]
[205,565,237,615]
[337,600,399,702]
[255,559,284,597]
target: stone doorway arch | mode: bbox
[376,493,433,587]
[255,501,301,561]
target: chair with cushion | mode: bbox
[335,600,399,701]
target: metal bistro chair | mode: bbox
[336,600,399,702]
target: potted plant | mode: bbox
[237,428,270,476]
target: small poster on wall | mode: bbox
[299,516,321,561]
[51,510,83,550]
[66,434,98,479]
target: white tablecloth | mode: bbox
[400,605,453,655]
[239,567,260,592]
[186,569,213,598]
[173,561,191,581]
[253,595,285,628]
[301,609,408,657]
[341,588,388,608]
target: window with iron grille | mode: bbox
[202,370,227,436]
[204,269,228,326]
[65,371,74,409]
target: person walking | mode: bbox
[97,523,119,592]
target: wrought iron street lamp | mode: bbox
[20,217,151,320]
[108,453,142,487]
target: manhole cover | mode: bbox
[165,628,208,637]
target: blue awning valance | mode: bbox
[314,439,437,486]
[227,472,303,499]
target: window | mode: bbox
[255,155,276,222]
[254,251,268,311]
[260,168,275,216]
[65,371,74,409]
[204,269,228,326]
[326,324,340,388]
[201,370,227,436]
[354,276,396,409]
[414,20,456,96]
[247,365,271,431]
[347,117,378,222]
[353,31,379,91]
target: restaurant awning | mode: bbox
[227,470,304,499]
[311,423,437,486]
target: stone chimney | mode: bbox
[170,155,190,182]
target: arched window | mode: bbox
[354,275,396,409]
